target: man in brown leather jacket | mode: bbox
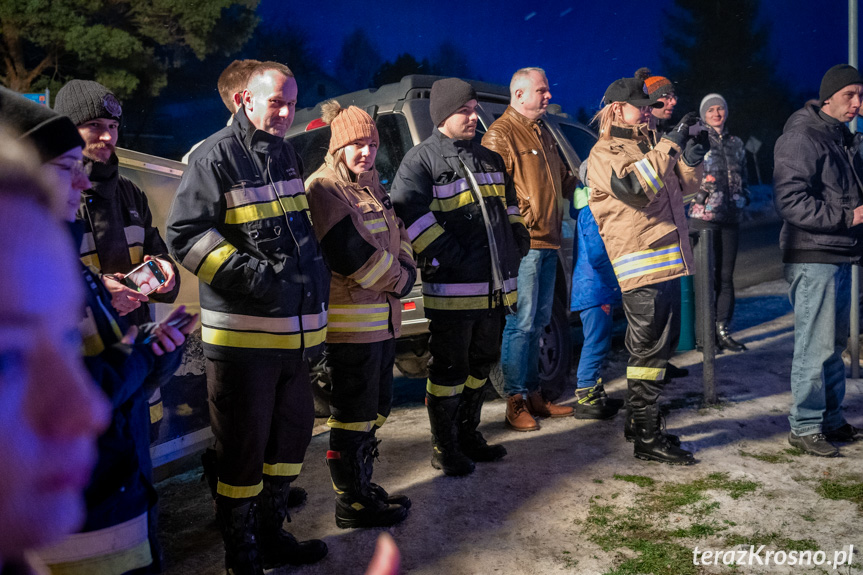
[483,67,578,431]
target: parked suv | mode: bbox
[286,74,598,402]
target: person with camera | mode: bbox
[587,74,707,465]
[688,93,751,352]
[305,101,415,528]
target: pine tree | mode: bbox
[660,0,796,181]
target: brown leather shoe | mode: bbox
[506,394,540,432]
[527,390,574,418]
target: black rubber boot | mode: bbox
[716,322,747,352]
[427,394,475,476]
[623,402,681,446]
[574,383,621,420]
[632,404,694,465]
[327,431,408,529]
[257,480,328,567]
[364,434,412,509]
[215,499,263,575]
[456,383,507,462]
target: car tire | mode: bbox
[487,294,572,400]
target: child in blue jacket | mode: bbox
[570,184,623,419]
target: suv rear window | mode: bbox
[556,122,597,163]
[287,113,413,191]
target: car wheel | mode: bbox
[538,295,571,400]
[487,295,571,400]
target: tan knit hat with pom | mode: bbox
[321,100,378,154]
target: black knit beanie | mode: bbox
[54,79,123,126]
[0,86,84,163]
[819,64,863,103]
[430,78,477,128]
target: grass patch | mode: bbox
[613,474,656,488]
[724,532,818,551]
[739,450,793,464]
[670,523,726,538]
[559,550,579,569]
[593,478,604,484]
[783,447,805,456]
[605,541,698,575]
[816,475,863,509]
[800,514,815,522]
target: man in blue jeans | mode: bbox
[483,68,577,431]
[774,64,863,456]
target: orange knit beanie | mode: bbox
[321,100,379,154]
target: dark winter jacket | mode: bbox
[688,127,750,224]
[167,108,329,361]
[570,194,621,312]
[40,260,182,572]
[77,155,181,327]
[391,129,529,321]
[773,103,863,263]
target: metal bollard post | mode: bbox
[696,229,718,404]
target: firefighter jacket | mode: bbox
[166,109,330,361]
[77,155,180,327]
[482,106,578,249]
[306,162,416,344]
[390,129,530,321]
[587,122,699,292]
[41,259,180,573]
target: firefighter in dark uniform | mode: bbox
[391,78,530,476]
[54,80,181,440]
[166,61,328,574]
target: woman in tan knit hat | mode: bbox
[305,101,416,529]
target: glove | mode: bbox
[395,263,417,298]
[682,128,710,166]
[662,111,700,148]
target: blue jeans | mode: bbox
[784,262,851,436]
[577,304,614,389]
[501,249,557,397]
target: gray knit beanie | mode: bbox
[700,93,728,121]
[54,80,122,126]
[429,78,477,128]
[819,64,863,103]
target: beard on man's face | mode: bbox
[84,142,114,162]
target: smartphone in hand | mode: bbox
[123,260,166,295]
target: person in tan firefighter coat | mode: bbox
[587,75,707,465]
[305,102,416,529]
[166,62,328,574]
[391,78,531,476]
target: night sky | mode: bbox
[262,0,849,115]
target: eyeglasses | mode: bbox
[49,159,87,176]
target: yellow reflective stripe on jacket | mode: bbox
[412,222,445,254]
[612,243,684,282]
[627,366,666,381]
[364,217,387,234]
[79,307,105,357]
[197,240,237,284]
[356,251,394,289]
[149,401,163,424]
[400,240,413,258]
[182,228,238,283]
[465,375,487,389]
[423,295,493,311]
[37,513,151,574]
[406,211,437,241]
[374,413,387,427]
[430,184,506,213]
[80,253,101,270]
[217,480,263,499]
[128,246,143,265]
[327,417,377,432]
[508,214,525,225]
[328,304,390,333]
[201,309,327,333]
[202,325,327,350]
[633,158,663,194]
[426,379,465,397]
[262,462,303,478]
